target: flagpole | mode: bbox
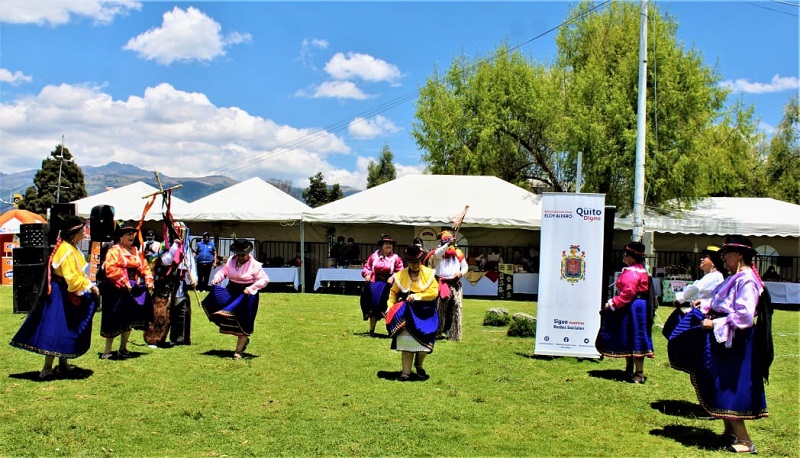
[632,0,648,243]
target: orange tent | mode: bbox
[0,209,46,234]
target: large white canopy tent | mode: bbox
[72,181,191,221]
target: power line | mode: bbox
[203,0,613,179]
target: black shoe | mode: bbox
[398,373,410,382]
[415,366,428,378]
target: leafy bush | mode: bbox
[507,312,536,337]
[483,307,510,326]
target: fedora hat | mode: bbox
[114,220,138,237]
[230,239,253,254]
[720,235,756,257]
[60,215,86,238]
[403,244,425,262]
[699,244,726,272]
[377,235,396,245]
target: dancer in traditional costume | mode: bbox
[595,241,654,384]
[385,245,439,381]
[663,245,726,339]
[432,230,468,341]
[201,239,268,360]
[360,235,403,336]
[99,221,154,359]
[10,216,100,379]
[667,235,771,453]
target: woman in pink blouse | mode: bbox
[201,239,269,360]
[360,235,404,336]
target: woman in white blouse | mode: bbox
[673,245,727,312]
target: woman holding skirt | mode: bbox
[385,245,438,381]
[201,239,269,360]
[595,241,654,384]
[10,215,99,379]
[668,235,770,453]
[360,235,403,336]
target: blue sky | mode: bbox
[0,1,797,192]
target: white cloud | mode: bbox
[0,68,32,85]
[0,82,351,186]
[324,52,402,84]
[758,121,777,137]
[298,81,370,100]
[720,74,799,94]
[123,6,251,65]
[348,115,401,139]
[298,37,329,70]
[0,0,140,25]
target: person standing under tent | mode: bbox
[360,235,404,337]
[595,241,654,384]
[194,232,216,291]
[10,216,100,379]
[385,244,439,381]
[432,230,468,341]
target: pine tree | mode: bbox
[18,144,88,215]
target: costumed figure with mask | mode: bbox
[432,230,468,341]
[201,239,269,360]
[10,215,100,379]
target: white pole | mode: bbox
[575,151,583,193]
[632,0,648,243]
[56,135,65,203]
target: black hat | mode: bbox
[230,239,253,254]
[377,235,396,245]
[403,245,425,262]
[624,241,646,261]
[699,244,726,272]
[114,220,138,237]
[60,215,86,238]
[145,229,155,237]
[720,235,756,257]
[203,231,210,236]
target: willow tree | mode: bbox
[763,96,800,204]
[414,0,746,214]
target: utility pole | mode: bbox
[631,0,648,243]
[53,135,68,203]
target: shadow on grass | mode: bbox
[649,424,729,451]
[96,351,145,360]
[9,366,94,382]
[651,399,712,419]
[354,331,390,339]
[201,349,259,360]
[587,369,629,382]
[376,370,429,382]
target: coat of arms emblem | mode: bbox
[560,244,586,284]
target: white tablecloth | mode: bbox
[462,274,498,296]
[513,273,539,294]
[764,281,800,305]
[209,266,300,290]
[314,268,364,291]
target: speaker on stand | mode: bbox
[12,246,50,314]
[89,205,115,284]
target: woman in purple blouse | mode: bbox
[360,235,404,336]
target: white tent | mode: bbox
[72,181,191,221]
[174,177,310,222]
[614,197,800,237]
[303,175,542,229]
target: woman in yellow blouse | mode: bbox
[10,215,100,379]
[99,222,154,359]
[385,245,439,381]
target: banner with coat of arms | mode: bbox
[534,193,606,358]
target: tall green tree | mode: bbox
[413,0,747,214]
[366,145,397,188]
[763,96,800,204]
[302,172,343,208]
[18,144,88,215]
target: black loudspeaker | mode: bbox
[48,203,77,246]
[19,223,48,247]
[90,205,116,242]
[12,263,47,314]
[13,246,51,266]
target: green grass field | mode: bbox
[0,287,797,457]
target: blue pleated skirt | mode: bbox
[386,299,438,352]
[100,281,154,338]
[201,284,259,336]
[360,280,390,321]
[10,279,98,359]
[595,298,654,358]
[668,309,768,420]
